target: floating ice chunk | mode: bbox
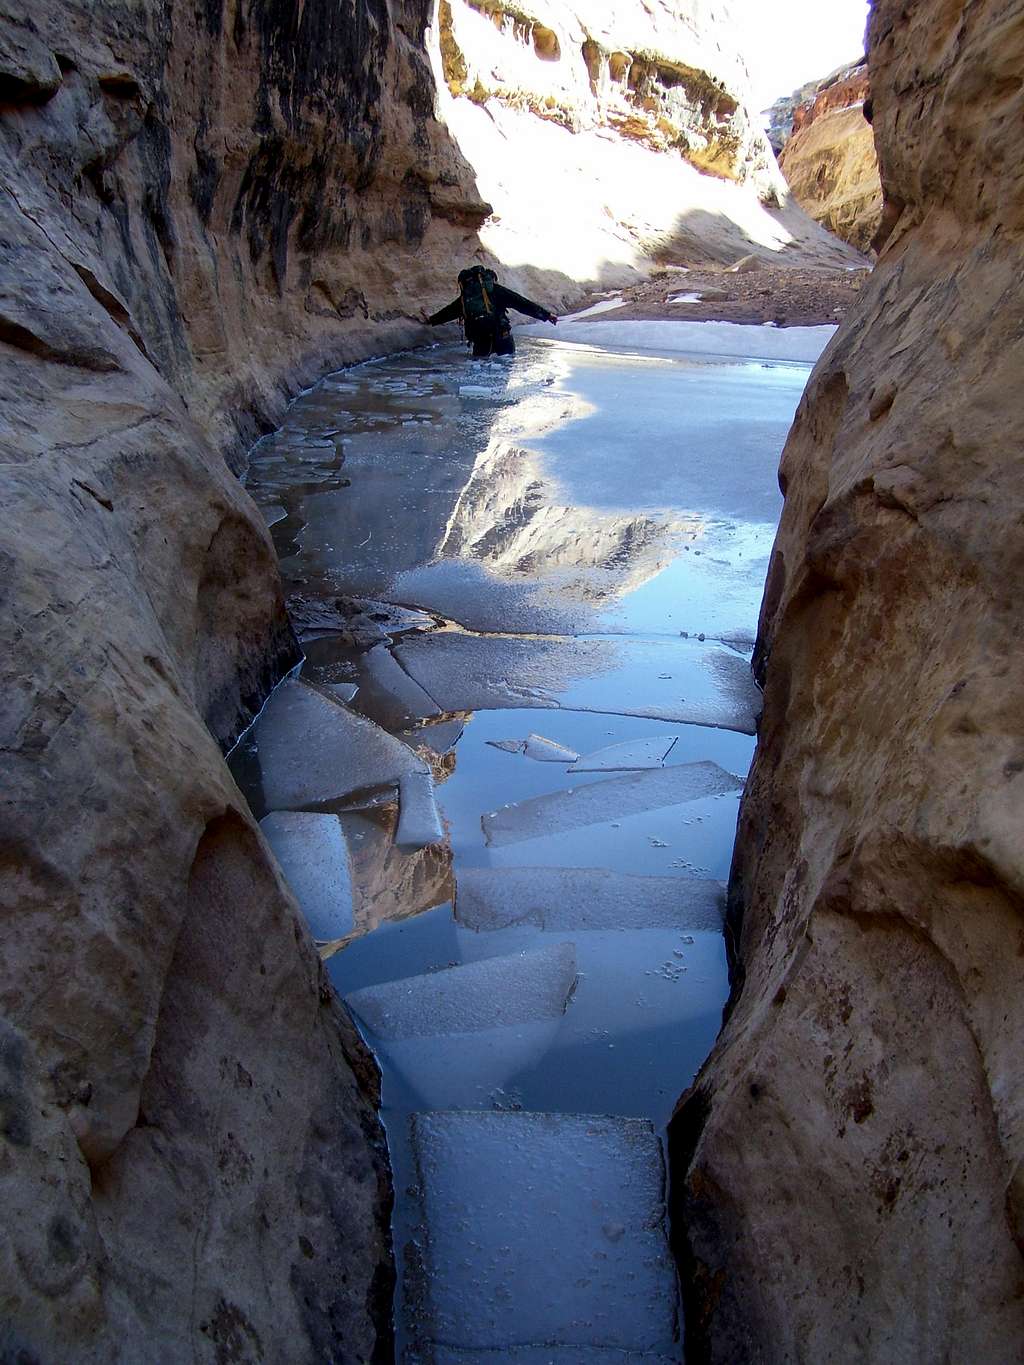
[399,718,466,758]
[356,644,442,729]
[259,503,287,527]
[524,733,580,763]
[321,682,358,703]
[396,770,445,849]
[483,763,742,847]
[406,1112,679,1355]
[455,867,724,933]
[343,943,576,1040]
[459,384,495,398]
[486,733,580,762]
[255,678,427,811]
[259,811,354,941]
[487,738,527,755]
[569,736,677,772]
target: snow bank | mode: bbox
[516,317,838,363]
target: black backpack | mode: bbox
[458,266,498,326]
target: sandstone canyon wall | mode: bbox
[0,0,489,1356]
[777,59,882,256]
[671,0,1024,1359]
[0,0,827,1359]
[432,0,861,282]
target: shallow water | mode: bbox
[234,336,812,1358]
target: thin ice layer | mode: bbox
[407,1112,679,1355]
[255,678,426,811]
[355,643,441,729]
[259,811,354,941]
[394,633,762,733]
[483,762,742,847]
[455,867,724,933]
[569,737,678,771]
[343,943,577,1041]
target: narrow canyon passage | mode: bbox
[230,331,817,1358]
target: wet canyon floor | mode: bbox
[231,334,813,1360]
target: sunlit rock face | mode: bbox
[430,0,861,285]
[0,0,491,1354]
[670,0,1024,1358]
[776,59,882,254]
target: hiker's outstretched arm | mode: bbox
[494,286,556,323]
[427,298,462,325]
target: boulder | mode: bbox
[670,0,1024,1357]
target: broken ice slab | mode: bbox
[486,733,581,763]
[569,736,678,772]
[406,1112,679,1357]
[455,867,724,933]
[394,633,762,733]
[343,943,576,1041]
[483,762,742,847]
[255,678,431,820]
[321,682,358,703]
[354,643,442,730]
[397,718,466,758]
[259,811,354,941]
[396,771,445,849]
[259,503,287,527]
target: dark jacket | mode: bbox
[428,284,554,328]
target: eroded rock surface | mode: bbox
[671,0,1024,1357]
[778,59,882,255]
[0,0,488,1352]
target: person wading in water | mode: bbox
[427,266,557,357]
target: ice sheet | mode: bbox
[355,643,442,729]
[255,678,426,811]
[343,943,577,1041]
[515,317,837,362]
[407,1112,679,1355]
[395,633,762,733]
[483,762,742,847]
[455,867,724,933]
[259,811,354,941]
[569,737,678,771]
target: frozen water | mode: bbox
[406,1112,679,1355]
[398,717,466,758]
[395,634,762,733]
[255,678,426,811]
[396,770,445,849]
[343,943,577,1041]
[524,733,581,763]
[483,762,743,847]
[355,644,442,729]
[569,737,678,771]
[321,682,359,703]
[515,316,837,363]
[259,811,354,941]
[259,503,287,527]
[488,733,581,763]
[455,867,724,933]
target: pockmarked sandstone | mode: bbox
[671,0,1024,1358]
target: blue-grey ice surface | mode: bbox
[406,1111,680,1358]
[235,332,820,1358]
[259,811,354,942]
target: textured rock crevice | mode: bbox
[670,0,1024,1358]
